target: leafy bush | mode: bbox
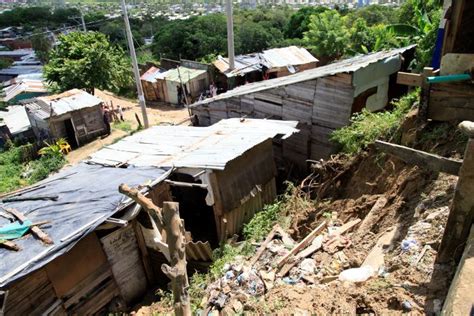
[0,142,65,193]
[331,91,419,154]
[243,201,282,241]
[27,154,65,184]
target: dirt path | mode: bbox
[65,90,189,165]
[95,90,189,128]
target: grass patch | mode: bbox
[0,143,65,194]
[331,91,419,154]
[112,120,133,132]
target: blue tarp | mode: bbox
[0,162,168,288]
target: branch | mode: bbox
[119,183,164,227]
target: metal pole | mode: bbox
[80,10,86,32]
[225,0,235,70]
[121,0,149,128]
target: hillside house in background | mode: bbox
[0,105,34,144]
[140,66,208,105]
[213,46,318,91]
[192,46,415,171]
[0,118,298,315]
[24,89,107,148]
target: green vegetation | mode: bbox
[44,32,133,95]
[0,142,65,194]
[0,58,12,70]
[304,10,350,61]
[0,7,80,29]
[112,120,133,132]
[31,32,52,64]
[331,91,419,154]
[146,2,441,66]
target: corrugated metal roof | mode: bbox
[140,66,166,83]
[163,66,207,83]
[195,45,416,106]
[140,66,207,84]
[0,105,31,135]
[0,78,46,102]
[0,65,42,76]
[213,54,263,77]
[88,118,298,170]
[25,88,103,119]
[261,46,318,68]
[186,241,213,261]
[0,48,33,57]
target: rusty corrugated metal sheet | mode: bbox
[185,241,213,261]
[88,118,298,170]
[223,179,276,237]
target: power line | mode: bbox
[9,16,120,41]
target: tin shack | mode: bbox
[24,89,107,147]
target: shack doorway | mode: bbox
[63,118,78,148]
[168,173,219,247]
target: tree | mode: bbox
[44,32,132,95]
[236,21,278,54]
[348,18,372,54]
[304,10,350,62]
[31,32,52,64]
[284,6,328,39]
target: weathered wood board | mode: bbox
[100,225,148,304]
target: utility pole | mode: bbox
[225,0,235,70]
[121,0,149,128]
[80,10,86,32]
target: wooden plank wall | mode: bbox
[45,233,122,314]
[4,268,64,315]
[428,82,474,121]
[100,225,148,305]
[191,74,355,165]
[5,233,123,315]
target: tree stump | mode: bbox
[161,202,191,316]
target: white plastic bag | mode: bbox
[338,266,374,283]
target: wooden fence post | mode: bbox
[419,67,434,119]
[161,202,191,316]
[118,186,191,315]
[437,121,474,263]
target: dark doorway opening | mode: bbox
[63,119,78,148]
[168,173,219,248]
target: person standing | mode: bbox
[117,105,124,121]
[177,85,184,106]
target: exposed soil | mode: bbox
[247,152,458,315]
[133,118,466,315]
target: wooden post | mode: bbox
[118,186,191,315]
[437,121,474,263]
[118,184,163,229]
[161,202,191,316]
[419,67,435,120]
